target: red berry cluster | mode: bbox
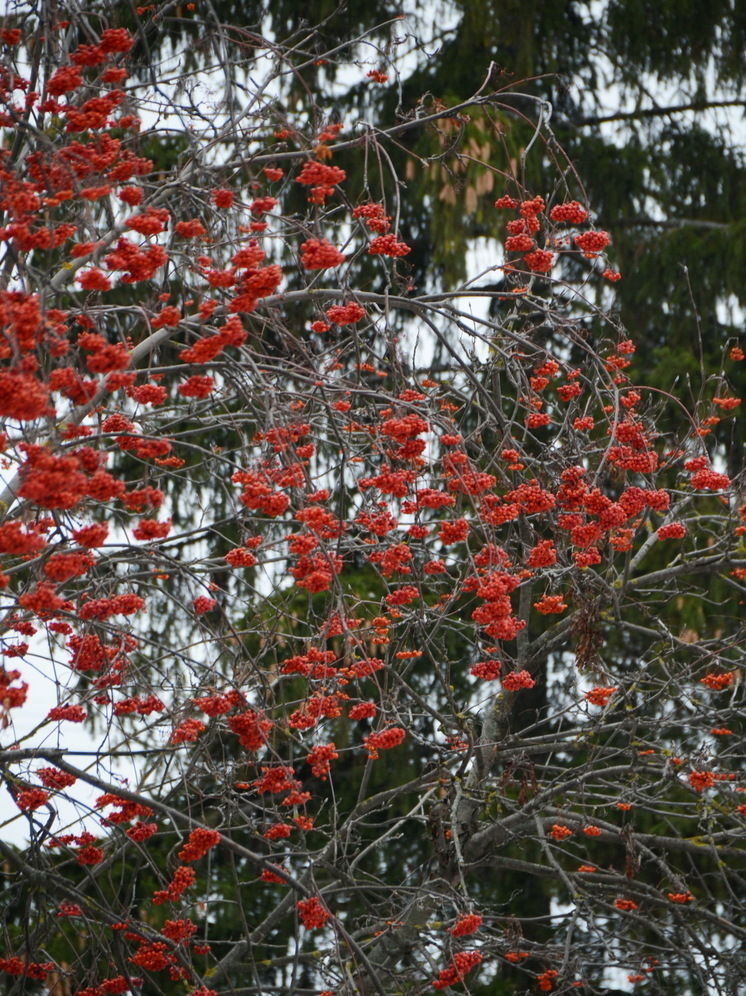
[657,523,687,540]
[380,414,428,441]
[288,691,343,729]
[57,903,83,917]
[102,976,137,994]
[496,195,616,277]
[556,382,583,401]
[132,518,171,541]
[549,200,588,224]
[449,913,483,936]
[178,375,215,398]
[295,159,347,187]
[363,726,406,758]
[524,248,555,272]
[439,517,469,545]
[250,196,277,216]
[295,160,346,204]
[161,918,198,942]
[526,539,557,568]
[0,958,55,979]
[129,941,173,972]
[228,709,272,750]
[470,569,525,642]
[261,865,288,883]
[297,896,332,929]
[325,302,365,325]
[574,230,611,257]
[15,787,50,811]
[432,951,483,989]
[300,238,346,270]
[47,704,87,722]
[251,765,298,793]
[175,219,207,238]
[36,767,77,790]
[381,584,417,607]
[537,969,559,991]
[533,594,567,614]
[169,718,206,743]
[193,691,243,716]
[521,195,545,217]
[126,821,158,842]
[44,550,96,581]
[212,188,234,208]
[690,468,731,490]
[95,794,154,823]
[77,844,105,865]
[584,686,617,706]
[352,202,390,232]
[700,672,734,690]
[177,827,221,861]
[224,546,257,567]
[289,551,343,593]
[281,648,337,678]
[125,206,170,236]
[501,670,535,691]
[263,823,292,839]
[306,742,339,779]
[470,659,502,680]
[688,770,715,792]
[152,865,195,905]
[507,216,540,235]
[151,305,182,328]
[505,234,535,252]
[349,701,377,719]
[368,234,411,256]
[344,657,385,678]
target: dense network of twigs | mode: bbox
[0,6,744,996]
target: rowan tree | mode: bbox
[0,6,744,996]
[122,0,746,428]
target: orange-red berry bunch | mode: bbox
[177,827,221,861]
[297,897,331,929]
[501,669,535,691]
[300,238,346,270]
[432,951,483,989]
[363,726,406,758]
[574,230,610,257]
[449,913,483,937]
[470,659,502,680]
[352,202,391,232]
[549,200,588,224]
[368,234,411,256]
